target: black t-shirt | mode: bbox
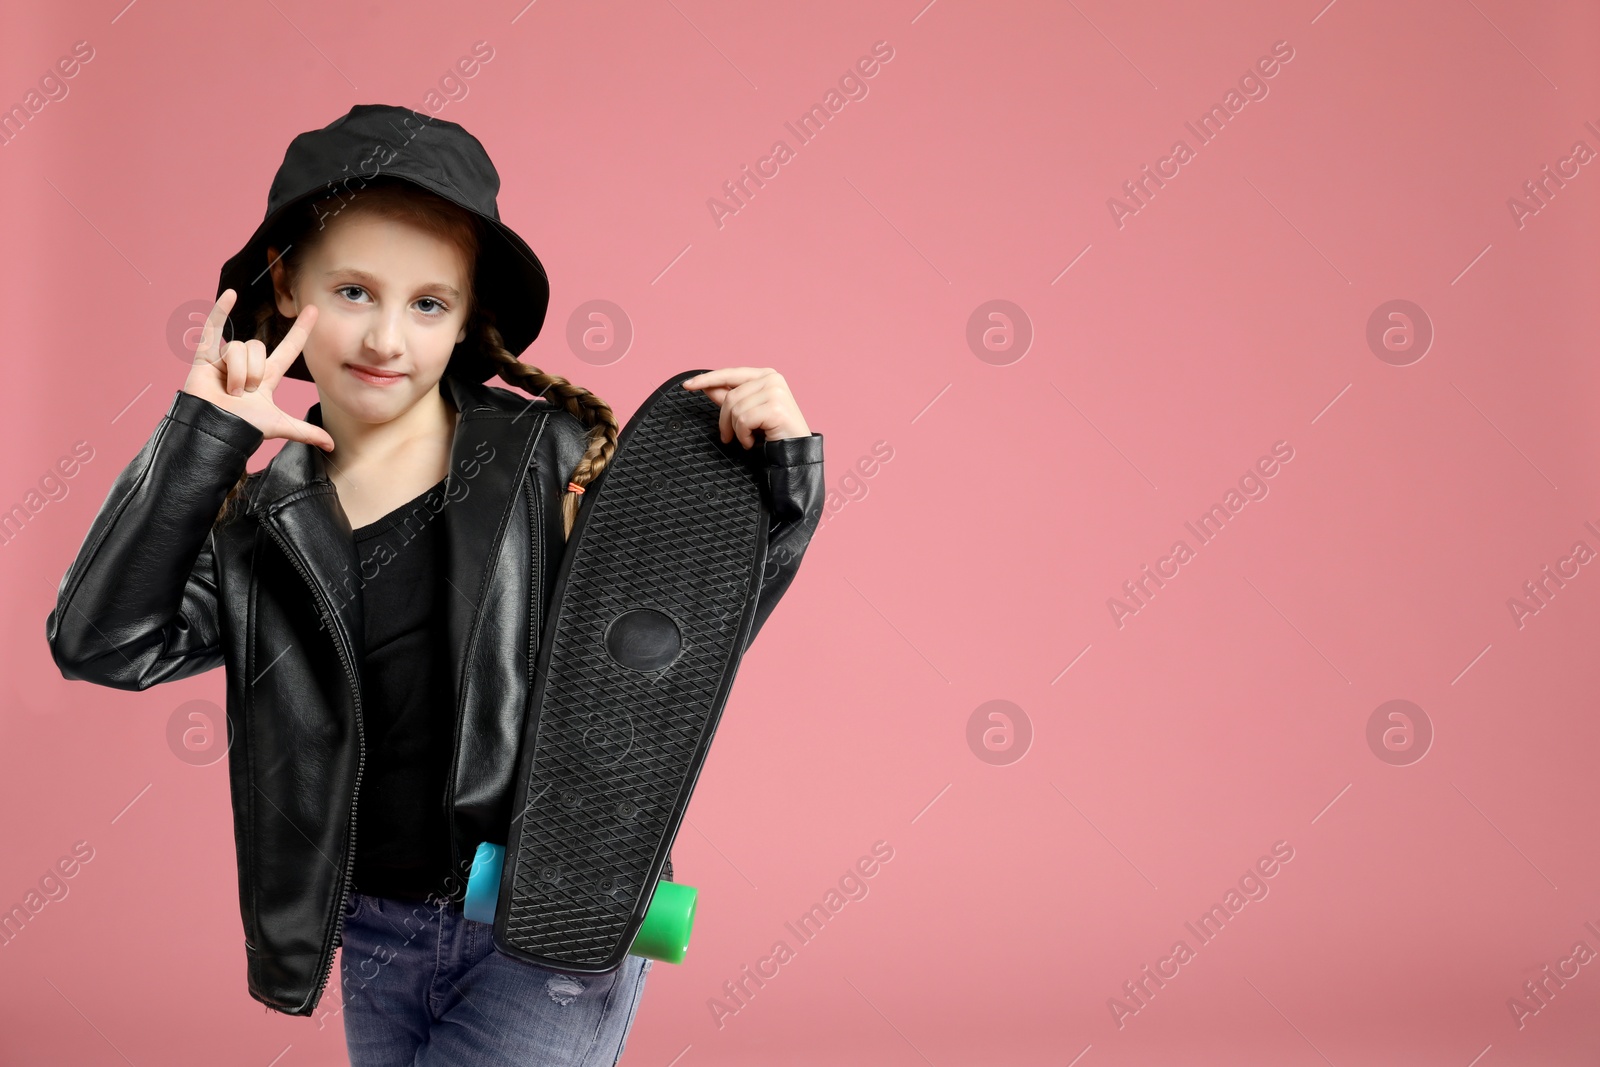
[349,475,456,903]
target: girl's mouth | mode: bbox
[347,363,406,386]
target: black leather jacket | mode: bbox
[45,372,824,1017]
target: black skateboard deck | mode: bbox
[493,369,770,972]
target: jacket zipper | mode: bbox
[263,516,365,1015]
[442,466,544,900]
[529,475,544,716]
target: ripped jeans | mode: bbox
[336,891,652,1066]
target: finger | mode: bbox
[728,390,781,449]
[719,390,735,444]
[244,339,268,392]
[220,340,248,396]
[678,368,714,391]
[683,367,764,392]
[196,290,236,365]
[266,304,319,380]
[281,417,337,453]
[731,396,761,448]
[724,389,752,448]
[718,377,760,444]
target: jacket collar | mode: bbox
[246,371,555,696]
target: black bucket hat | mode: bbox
[215,103,549,383]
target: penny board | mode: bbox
[494,369,769,972]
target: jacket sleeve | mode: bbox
[742,432,824,651]
[45,390,265,691]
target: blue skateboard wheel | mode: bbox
[464,842,504,924]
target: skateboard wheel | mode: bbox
[631,880,697,964]
[463,842,504,924]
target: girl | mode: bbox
[45,104,824,1064]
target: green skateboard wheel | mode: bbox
[462,842,697,964]
[632,880,697,964]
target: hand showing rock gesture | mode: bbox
[182,289,336,452]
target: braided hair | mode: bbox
[477,326,619,539]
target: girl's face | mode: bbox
[269,210,471,424]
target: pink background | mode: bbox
[5,1,1600,1064]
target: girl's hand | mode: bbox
[182,289,337,452]
[681,367,811,448]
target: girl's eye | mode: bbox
[335,285,448,316]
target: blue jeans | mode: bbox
[337,890,652,1066]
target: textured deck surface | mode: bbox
[501,382,765,968]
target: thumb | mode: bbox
[279,417,337,453]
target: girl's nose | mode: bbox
[365,309,407,359]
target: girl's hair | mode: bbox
[213,176,618,540]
